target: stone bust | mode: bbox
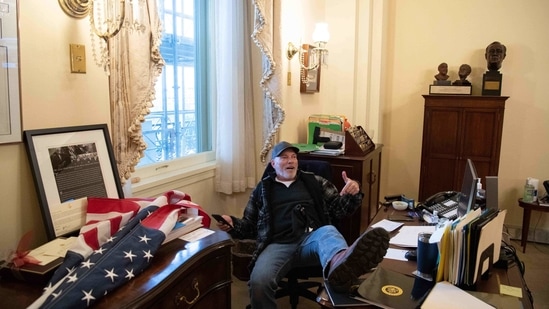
[485,41,507,71]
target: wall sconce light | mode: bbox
[287,23,330,90]
[59,0,145,73]
[58,0,91,18]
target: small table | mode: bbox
[518,198,549,253]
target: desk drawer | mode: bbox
[157,254,231,309]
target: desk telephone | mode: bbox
[418,191,460,219]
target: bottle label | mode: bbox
[523,185,535,202]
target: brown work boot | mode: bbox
[327,227,389,292]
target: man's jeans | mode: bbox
[249,225,347,309]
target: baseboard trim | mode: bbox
[506,224,549,244]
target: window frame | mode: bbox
[130,0,215,193]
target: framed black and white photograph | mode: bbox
[0,0,22,144]
[24,124,124,240]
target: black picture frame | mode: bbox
[24,124,124,240]
[0,0,22,144]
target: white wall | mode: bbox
[382,0,549,238]
[279,0,386,143]
[0,0,111,256]
[274,0,549,240]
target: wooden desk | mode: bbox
[317,208,533,309]
[0,230,234,309]
[298,145,383,244]
[518,198,549,253]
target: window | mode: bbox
[138,0,212,167]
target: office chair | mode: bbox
[244,159,332,309]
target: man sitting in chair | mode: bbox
[216,141,390,309]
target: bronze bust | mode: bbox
[485,41,506,71]
[453,64,472,86]
[434,62,449,81]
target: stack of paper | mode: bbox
[28,237,77,265]
[312,148,344,156]
[421,281,493,309]
[388,226,436,248]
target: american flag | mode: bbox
[28,191,205,309]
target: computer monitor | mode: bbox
[457,159,480,217]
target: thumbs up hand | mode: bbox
[340,171,360,196]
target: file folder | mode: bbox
[471,209,506,284]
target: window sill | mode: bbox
[130,161,216,197]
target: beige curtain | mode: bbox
[109,0,164,184]
[252,0,285,163]
[214,0,257,194]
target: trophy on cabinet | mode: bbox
[482,41,506,96]
[433,62,451,86]
[430,63,471,95]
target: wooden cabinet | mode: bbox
[298,144,383,244]
[418,95,508,202]
[0,231,234,309]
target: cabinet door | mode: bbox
[419,108,462,201]
[419,95,507,202]
[367,151,382,223]
[460,107,504,184]
[328,159,364,244]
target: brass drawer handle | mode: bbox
[176,278,200,306]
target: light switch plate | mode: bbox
[70,44,86,73]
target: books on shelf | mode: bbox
[162,214,203,244]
